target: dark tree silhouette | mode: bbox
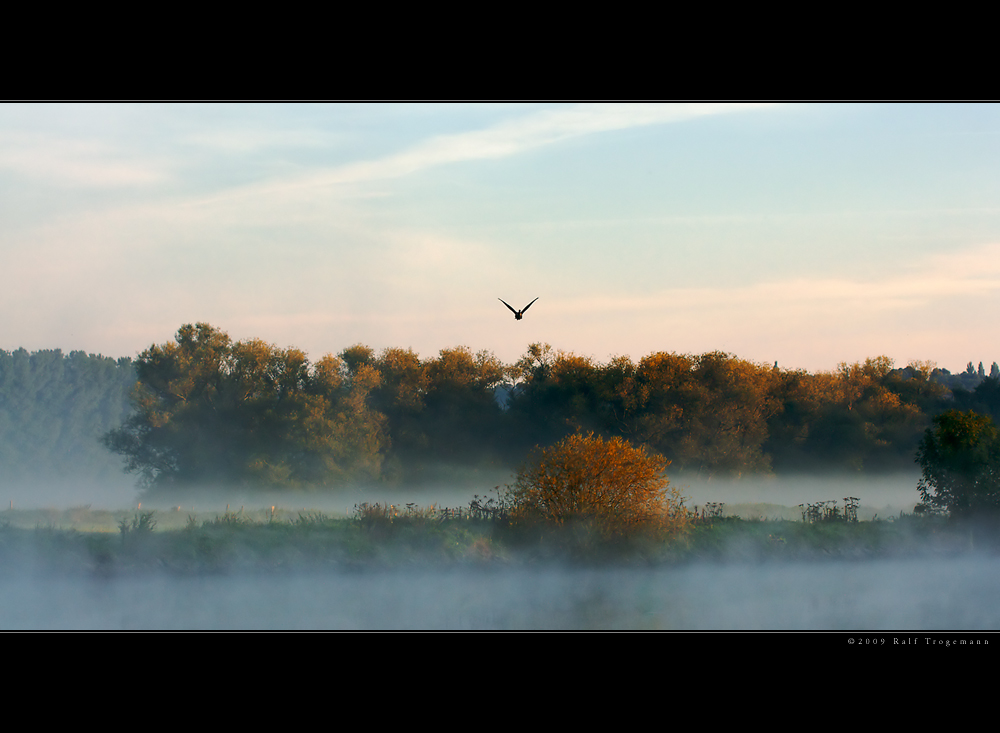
[916,410,1000,518]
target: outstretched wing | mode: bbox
[498,298,518,315]
[520,297,539,313]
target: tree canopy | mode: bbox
[103,324,387,493]
[916,409,1000,518]
[80,322,1000,497]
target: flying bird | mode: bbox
[499,297,539,321]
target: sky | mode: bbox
[2,102,1000,375]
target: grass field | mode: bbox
[0,498,984,578]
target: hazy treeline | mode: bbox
[0,348,135,484]
[92,323,1000,496]
[506,348,999,475]
[103,324,509,493]
[4,324,1000,496]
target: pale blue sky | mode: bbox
[2,102,999,373]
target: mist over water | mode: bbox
[3,556,999,630]
[3,468,978,631]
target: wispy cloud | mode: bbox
[340,103,769,174]
[189,103,775,206]
[558,242,1000,317]
[0,132,168,187]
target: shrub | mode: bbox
[507,432,690,542]
[118,510,157,538]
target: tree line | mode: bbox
[0,348,135,485]
[89,322,1000,496]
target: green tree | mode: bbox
[916,410,1000,518]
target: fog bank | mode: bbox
[673,472,923,518]
[2,555,997,629]
[0,469,924,521]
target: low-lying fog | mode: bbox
[674,472,923,520]
[3,557,999,630]
[0,469,925,518]
[5,468,966,630]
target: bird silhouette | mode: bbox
[499,297,539,320]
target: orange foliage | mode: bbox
[509,432,690,540]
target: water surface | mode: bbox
[3,555,996,630]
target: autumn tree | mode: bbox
[508,342,555,387]
[339,344,375,375]
[763,367,834,469]
[613,351,778,475]
[508,432,689,541]
[373,347,428,414]
[506,345,605,450]
[419,346,507,464]
[304,355,388,484]
[885,361,948,414]
[103,323,388,494]
[766,357,927,472]
[916,410,1000,518]
[623,352,696,451]
[368,347,430,470]
[596,355,645,436]
[678,352,780,473]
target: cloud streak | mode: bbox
[0,132,168,187]
[557,242,1000,317]
[188,103,775,207]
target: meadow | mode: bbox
[0,496,980,577]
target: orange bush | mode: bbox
[509,432,690,540]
